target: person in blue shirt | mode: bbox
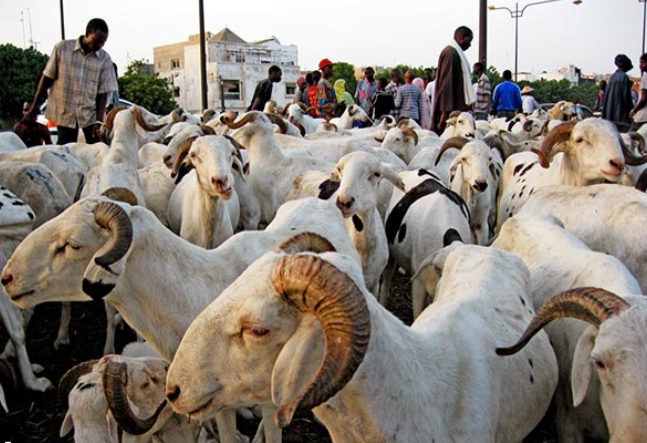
[492,70,522,120]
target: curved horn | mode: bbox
[171,109,185,123]
[434,136,469,166]
[629,132,646,152]
[636,168,647,192]
[170,135,198,180]
[323,122,338,133]
[348,105,357,117]
[92,202,133,268]
[282,102,293,116]
[530,120,577,168]
[496,287,629,356]
[102,187,138,206]
[274,232,336,255]
[266,113,288,134]
[396,118,411,130]
[200,124,216,136]
[402,128,419,146]
[103,360,167,436]
[620,135,647,166]
[374,133,385,143]
[133,107,167,132]
[297,102,308,113]
[522,119,534,133]
[58,360,100,409]
[105,106,128,132]
[222,112,258,130]
[271,255,370,428]
[293,122,306,137]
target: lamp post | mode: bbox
[640,0,647,55]
[489,0,582,82]
[198,0,208,111]
[59,0,65,40]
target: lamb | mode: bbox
[166,240,557,443]
[2,196,359,443]
[493,212,642,443]
[167,135,244,249]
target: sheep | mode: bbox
[379,169,472,318]
[0,132,27,151]
[329,104,372,130]
[493,212,642,443]
[66,142,110,170]
[137,161,177,228]
[496,119,647,229]
[497,288,647,443]
[285,103,325,134]
[439,111,478,139]
[517,183,647,294]
[2,196,359,443]
[377,124,445,165]
[166,240,557,443]
[167,135,244,249]
[546,100,575,121]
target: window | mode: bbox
[285,83,296,96]
[171,59,180,70]
[226,51,245,63]
[174,87,180,98]
[222,80,242,100]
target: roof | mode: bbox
[210,27,246,44]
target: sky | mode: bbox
[0,0,643,79]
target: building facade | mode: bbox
[154,28,300,113]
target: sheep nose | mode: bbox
[473,181,488,192]
[1,272,13,286]
[211,177,227,187]
[609,159,624,171]
[166,385,181,402]
[336,196,354,210]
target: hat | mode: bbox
[521,85,534,94]
[615,54,633,71]
[296,77,306,87]
[318,58,334,70]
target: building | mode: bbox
[154,28,300,113]
[539,64,581,86]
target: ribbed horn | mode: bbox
[170,136,198,180]
[133,107,167,132]
[620,135,647,166]
[531,121,577,168]
[402,128,419,146]
[274,232,336,255]
[293,121,306,137]
[58,360,100,409]
[222,112,257,130]
[271,255,370,428]
[435,136,469,166]
[105,106,128,132]
[102,187,138,206]
[200,124,216,136]
[266,113,288,134]
[496,287,629,356]
[93,202,133,269]
[103,360,166,435]
[629,132,646,152]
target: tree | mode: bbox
[331,62,357,98]
[117,59,177,115]
[0,44,48,128]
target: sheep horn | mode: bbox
[620,135,647,166]
[629,132,646,152]
[103,360,167,436]
[396,119,410,130]
[402,128,419,146]
[348,106,357,117]
[223,135,245,165]
[297,102,308,113]
[133,107,167,132]
[222,112,258,130]
[105,106,128,132]
[496,287,629,356]
[266,113,288,134]
[200,125,216,136]
[102,187,138,206]
[293,122,306,137]
[171,109,186,123]
[530,120,577,168]
[435,136,469,166]
[636,168,647,192]
[374,134,385,143]
[58,360,100,409]
[170,135,198,180]
[274,232,336,255]
[271,255,370,428]
[92,202,133,269]
[283,102,293,115]
[323,122,337,132]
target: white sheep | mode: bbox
[285,103,325,134]
[329,104,372,130]
[166,240,557,443]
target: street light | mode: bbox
[489,0,582,82]
[640,0,647,55]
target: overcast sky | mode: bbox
[1,0,643,79]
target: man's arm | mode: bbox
[25,75,54,120]
[631,89,647,119]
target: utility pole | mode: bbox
[60,0,66,40]
[20,11,26,48]
[479,0,487,66]
[198,0,208,111]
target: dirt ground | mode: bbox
[0,272,560,443]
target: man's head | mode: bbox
[390,69,403,84]
[84,18,109,52]
[296,77,307,91]
[454,26,473,51]
[472,62,484,76]
[503,70,512,81]
[377,77,388,91]
[319,59,334,78]
[312,70,322,84]
[424,68,435,82]
[615,54,633,72]
[364,67,375,82]
[599,79,607,91]
[640,53,647,74]
[268,65,282,83]
[22,101,32,116]
[404,70,415,84]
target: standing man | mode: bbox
[472,62,491,121]
[593,80,607,114]
[248,65,282,111]
[603,54,634,132]
[630,53,647,131]
[386,69,404,120]
[355,67,378,115]
[395,71,424,124]
[492,70,523,119]
[25,18,117,145]
[314,58,337,119]
[521,85,540,115]
[432,26,476,133]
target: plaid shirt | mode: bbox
[44,37,117,128]
[475,73,491,114]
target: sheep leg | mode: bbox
[378,258,396,306]
[103,301,118,355]
[258,404,281,443]
[0,295,52,392]
[53,302,71,349]
[215,409,247,443]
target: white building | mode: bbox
[539,64,580,85]
[154,28,300,113]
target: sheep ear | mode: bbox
[83,247,130,301]
[380,164,405,191]
[271,316,324,409]
[59,411,74,437]
[448,154,462,174]
[572,326,598,407]
[232,156,247,183]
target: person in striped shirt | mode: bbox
[394,71,424,124]
[472,62,491,121]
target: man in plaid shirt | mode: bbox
[25,18,117,145]
[472,62,491,121]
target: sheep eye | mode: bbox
[575,137,584,144]
[69,244,82,251]
[373,172,381,178]
[243,327,270,337]
[189,152,197,157]
[594,360,606,370]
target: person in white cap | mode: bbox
[521,85,540,115]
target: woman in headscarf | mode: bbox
[334,79,355,107]
[412,77,432,130]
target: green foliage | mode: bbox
[0,44,48,128]
[331,62,357,98]
[118,59,177,115]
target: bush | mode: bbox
[117,60,177,115]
